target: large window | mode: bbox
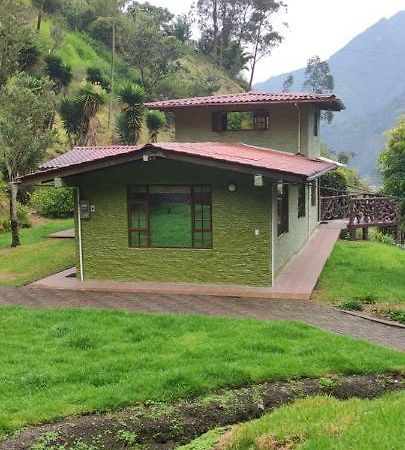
[212,111,269,132]
[128,185,212,249]
[298,184,306,218]
[277,183,289,236]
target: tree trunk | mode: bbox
[36,0,45,32]
[9,182,20,247]
[212,0,219,66]
[108,3,117,130]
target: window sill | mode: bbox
[128,247,213,251]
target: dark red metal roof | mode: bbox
[146,91,344,111]
[23,142,335,183]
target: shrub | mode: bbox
[0,202,31,233]
[31,187,74,218]
[373,229,396,246]
[339,300,363,311]
[389,311,405,324]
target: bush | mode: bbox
[389,311,405,324]
[31,187,74,218]
[373,229,396,246]
[0,202,31,233]
[339,300,363,311]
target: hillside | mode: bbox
[33,4,241,146]
[255,11,405,180]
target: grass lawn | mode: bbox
[201,391,405,450]
[313,240,405,306]
[0,308,404,438]
[0,219,75,287]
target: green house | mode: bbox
[23,92,344,287]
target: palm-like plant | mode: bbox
[116,84,146,145]
[146,110,166,143]
[76,82,107,145]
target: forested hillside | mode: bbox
[256,11,405,181]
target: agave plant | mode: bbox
[116,84,146,145]
[146,110,166,143]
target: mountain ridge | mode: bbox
[255,11,405,180]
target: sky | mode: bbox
[146,0,405,83]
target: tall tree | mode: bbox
[32,0,62,32]
[120,7,183,94]
[0,0,31,85]
[303,55,334,122]
[282,74,294,93]
[0,74,56,247]
[379,117,405,231]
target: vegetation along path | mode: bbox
[0,288,404,351]
[0,373,403,450]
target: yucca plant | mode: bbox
[76,82,107,145]
[116,84,146,145]
[146,110,166,143]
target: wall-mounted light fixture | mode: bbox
[227,182,238,193]
[254,175,264,187]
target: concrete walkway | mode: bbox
[0,287,403,351]
[32,224,342,300]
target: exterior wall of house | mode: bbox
[272,182,319,277]
[68,159,272,286]
[172,104,321,158]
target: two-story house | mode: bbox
[22,92,344,287]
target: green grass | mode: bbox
[314,240,405,305]
[0,219,75,286]
[213,392,405,450]
[0,308,403,437]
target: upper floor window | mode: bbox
[128,185,212,249]
[212,111,269,132]
[298,184,306,218]
[277,183,289,236]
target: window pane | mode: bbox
[131,202,147,229]
[131,231,148,248]
[226,111,254,131]
[149,186,192,248]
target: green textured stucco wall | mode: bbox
[273,182,319,277]
[173,104,321,158]
[70,159,272,286]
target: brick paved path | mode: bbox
[0,287,403,351]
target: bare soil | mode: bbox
[0,373,403,450]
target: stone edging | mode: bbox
[339,309,405,329]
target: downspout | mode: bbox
[295,103,301,155]
[307,182,311,240]
[76,187,84,282]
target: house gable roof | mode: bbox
[21,142,336,184]
[145,91,345,111]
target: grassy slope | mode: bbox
[0,308,403,436]
[208,392,405,450]
[0,220,75,286]
[314,240,405,305]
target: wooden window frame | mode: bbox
[127,185,213,249]
[298,184,306,218]
[277,183,289,236]
[211,110,269,132]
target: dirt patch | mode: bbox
[0,373,403,450]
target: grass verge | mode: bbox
[208,391,405,450]
[314,240,405,306]
[0,219,75,286]
[0,308,404,438]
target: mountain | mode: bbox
[255,11,405,180]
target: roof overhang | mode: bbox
[20,143,336,186]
